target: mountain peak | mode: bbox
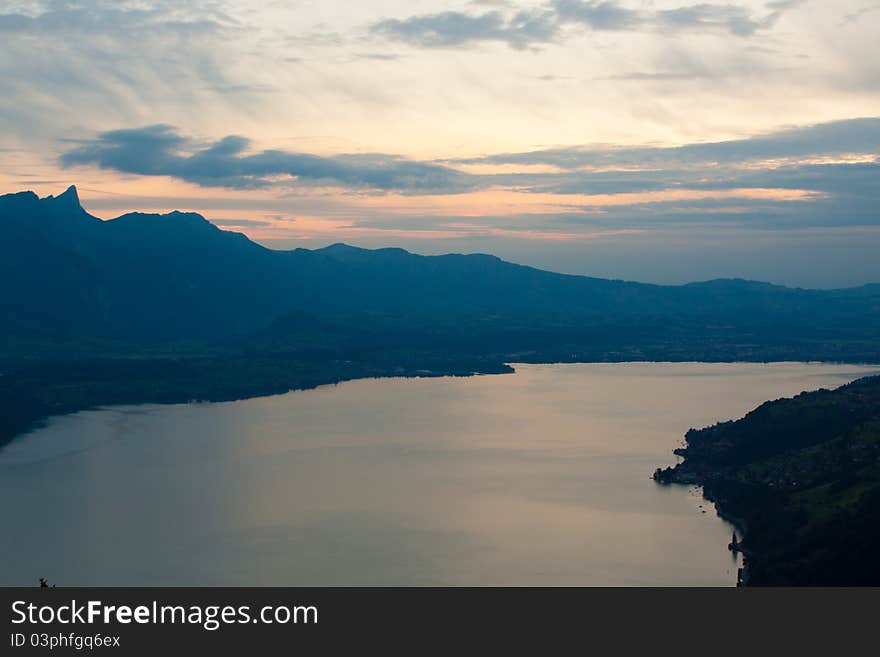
[113,210,211,224]
[109,210,222,237]
[320,243,363,253]
[46,184,82,209]
[0,190,39,206]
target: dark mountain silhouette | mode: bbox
[3,185,880,351]
[5,186,878,587]
[3,185,880,449]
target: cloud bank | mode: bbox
[371,1,804,49]
[0,1,233,36]
[58,118,880,232]
[60,125,473,192]
[459,117,880,169]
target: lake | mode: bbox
[1,362,877,586]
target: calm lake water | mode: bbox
[2,362,877,586]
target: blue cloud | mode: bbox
[371,1,803,50]
[371,9,558,49]
[0,1,231,36]
[59,118,880,229]
[60,125,474,192]
[458,118,880,168]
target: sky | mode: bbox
[1,0,879,287]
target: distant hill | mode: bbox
[3,185,880,449]
[4,186,879,583]
[3,186,880,359]
[655,375,880,586]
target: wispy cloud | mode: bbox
[0,0,235,36]
[60,118,880,202]
[60,125,474,193]
[56,118,880,234]
[840,2,880,24]
[456,118,880,169]
[371,8,558,50]
[370,1,803,49]
[0,1,248,141]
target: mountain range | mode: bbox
[5,185,879,586]
[3,185,880,447]
[3,185,880,360]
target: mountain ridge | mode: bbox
[5,185,876,291]
[3,185,880,453]
[3,185,880,357]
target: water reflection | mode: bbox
[1,362,875,586]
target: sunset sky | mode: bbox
[1,0,879,287]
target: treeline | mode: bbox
[0,348,513,449]
[656,375,880,585]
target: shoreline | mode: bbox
[654,371,880,586]
[6,361,878,585]
[653,468,751,586]
[0,357,515,451]
[4,357,877,453]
